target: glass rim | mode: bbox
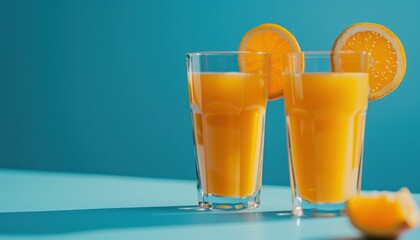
[284,50,371,58]
[186,51,270,56]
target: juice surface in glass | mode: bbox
[189,72,267,198]
[284,72,369,203]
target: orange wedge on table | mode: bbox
[239,23,301,100]
[332,22,406,100]
[347,188,420,238]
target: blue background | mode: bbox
[0,0,419,192]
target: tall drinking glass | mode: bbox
[282,51,371,216]
[186,51,269,210]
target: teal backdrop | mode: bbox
[0,0,419,191]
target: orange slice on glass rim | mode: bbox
[332,22,406,100]
[347,187,420,238]
[239,23,301,100]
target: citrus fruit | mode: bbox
[332,22,406,100]
[239,23,301,100]
[347,187,420,238]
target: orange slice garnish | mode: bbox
[239,23,301,100]
[332,22,406,100]
[347,187,420,238]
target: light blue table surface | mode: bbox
[0,168,419,240]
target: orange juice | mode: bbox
[284,73,369,203]
[188,72,267,197]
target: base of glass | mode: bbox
[198,191,261,211]
[293,199,346,217]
